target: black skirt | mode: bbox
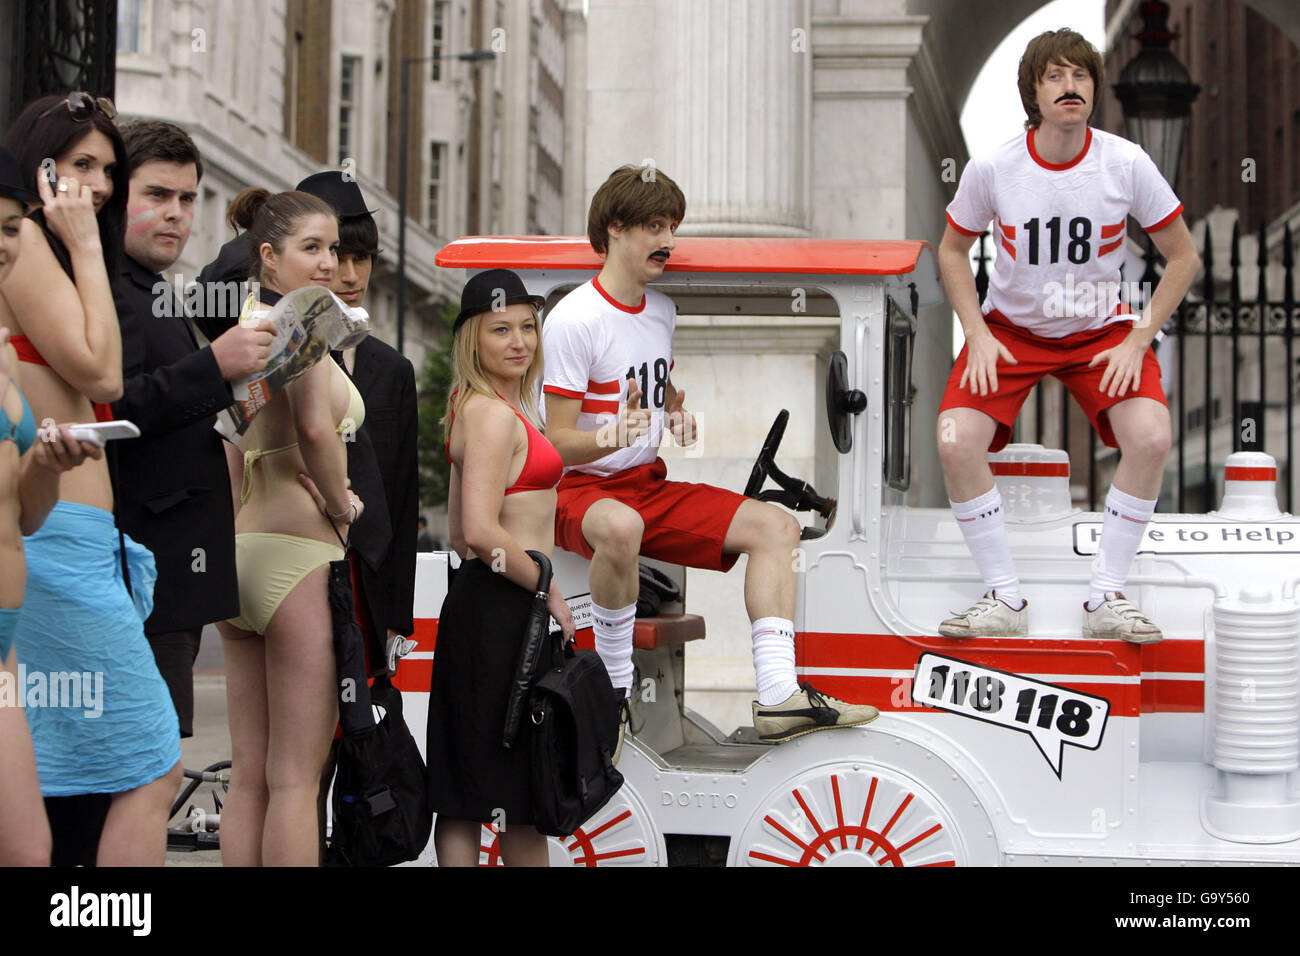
[426,559,537,825]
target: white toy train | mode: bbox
[397,236,1300,867]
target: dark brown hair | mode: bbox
[119,119,203,181]
[1017,29,1104,130]
[227,187,336,281]
[587,164,686,255]
[3,93,129,274]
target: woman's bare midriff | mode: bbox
[462,415,558,561]
[0,344,113,512]
[236,359,354,544]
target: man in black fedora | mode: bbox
[295,170,418,675]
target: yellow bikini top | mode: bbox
[240,368,366,504]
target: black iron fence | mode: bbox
[973,221,1298,514]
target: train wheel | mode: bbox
[733,731,998,866]
[479,782,666,866]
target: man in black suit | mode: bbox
[296,171,417,671]
[112,121,276,736]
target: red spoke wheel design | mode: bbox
[739,762,977,867]
[478,784,665,866]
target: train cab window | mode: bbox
[884,297,916,492]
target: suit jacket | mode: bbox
[191,233,251,344]
[109,255,239,633]
[335,335,418,653]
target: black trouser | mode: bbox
[147,627,202,738]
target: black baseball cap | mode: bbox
[0,146,36,204]
[295,171,376,218]
[453,269,545,335]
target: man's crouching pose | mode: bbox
[936,29,1200,642]
[542,164,878,747]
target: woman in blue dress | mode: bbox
[0,97,182,865]
[0,144,104,865]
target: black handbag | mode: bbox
[324,520,431,867]
[326,675,432,866]
[527,602,625,837]
[502,551,557,749]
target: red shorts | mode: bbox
[939,311,1168,452]
[555,458,745,572]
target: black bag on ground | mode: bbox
[528,628,625,838]
[323,521,430,867]
[327,674,431,866]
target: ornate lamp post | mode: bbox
[396,49,496,354]
[1113,0,1202,506]
[1113,0,1201,191]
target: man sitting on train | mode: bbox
[541,164,880,750]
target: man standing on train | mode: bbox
[935,28,1200,642]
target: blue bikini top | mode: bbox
[0,379,37,454]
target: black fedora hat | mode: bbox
[295,170,376,218]
[454,269,545,334]
[0,146,36,204]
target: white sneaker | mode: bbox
[1083,592,1162,643]
[938,591,1028,638]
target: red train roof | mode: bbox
[435,236,935,277]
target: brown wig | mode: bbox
[587,163,686,255]
[1017,29,1104,130]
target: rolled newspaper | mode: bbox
[215,286,371,441]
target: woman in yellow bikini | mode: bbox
[217,187,365,867]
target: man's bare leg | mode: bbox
[1083,398,1169,642]
[935,407,1025,635]
[581,499,644,695]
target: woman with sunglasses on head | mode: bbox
[0,94,182,866]
[426,270,575,867]
[216,187,366,867]
[0,146,108,866]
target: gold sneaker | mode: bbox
[939,591,1028,638]
[1083,592,1163,644]
[752,682,879,743]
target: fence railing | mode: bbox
[973,221,1298,514]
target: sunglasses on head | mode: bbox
[38,92,117,122]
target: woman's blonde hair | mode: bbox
[441,303,545,441]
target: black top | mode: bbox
[191,232,252,344]
[109,254,239,633]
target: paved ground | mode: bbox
[164,625,228,867]
[163,625,752,866]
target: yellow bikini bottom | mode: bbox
[227,532,344,634]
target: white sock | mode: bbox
[951,487,1021,607]
[592,600,636,696]
[1089,487,1156,606]
[752,617,799,706]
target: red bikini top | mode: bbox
[10,334,114,422]
[446,393,563,496]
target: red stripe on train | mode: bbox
[799,674,1143,716]
[1224,466,1277,481]
[989,462,1070,477]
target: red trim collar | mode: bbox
[592,275,645,314]
[1026,127,1092,171]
